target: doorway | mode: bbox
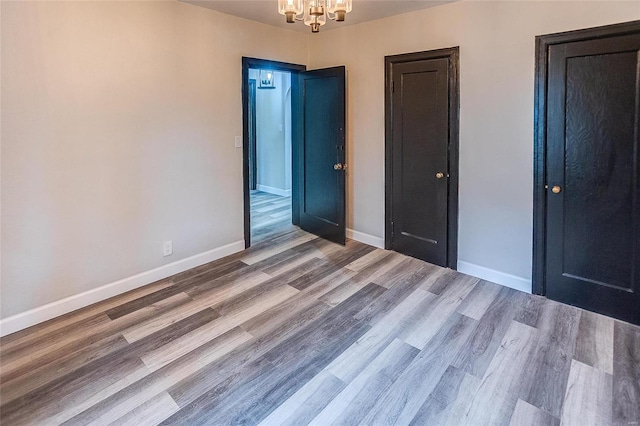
[384,48,460,269]
[533,21,640,325]
[247,68,295,244]
[243,58,304,248]
[242,58,347,248]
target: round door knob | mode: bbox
[334,163,343,170]
[552,185,562,194]
[435,172,445,179]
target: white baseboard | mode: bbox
[457,261,532,294]
[342,230,530,294]
[0,240,245,337]
[256,184,292,197]
[346,228,385,249]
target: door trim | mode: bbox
[242,57,306,249]
[532,20,640,295]
[384,47,460,269]
[248,79,257,190]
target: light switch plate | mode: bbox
[234,136,242,148]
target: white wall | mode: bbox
[250,69,292,195]
[0,0,307,320]
[308,0,640,291]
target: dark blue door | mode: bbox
[298,66,346,245]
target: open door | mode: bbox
[298,66,346,245]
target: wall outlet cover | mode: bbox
[163,240,173,257]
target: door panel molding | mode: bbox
[384,47,460,269]
[242,57,306,249]
[532,20,640,296]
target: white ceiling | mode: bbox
[181,0,456,33]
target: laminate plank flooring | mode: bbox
[561,359,612,426]
[509,399,560,426]
[409,365,474,426]
[522,302,581,418]
[1,228,638,425]
[613,321,640,425]
[250,191,294,244]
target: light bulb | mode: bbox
[278,0,303,22]
[326,0,351,21]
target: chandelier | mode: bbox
[278,0,353,33]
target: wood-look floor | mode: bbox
[1,228,639,425]
[250,191,293,244]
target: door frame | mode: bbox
[248,79,257,190]
[242,57,306,249]
[384,47,460,269]
[532,20,640,295]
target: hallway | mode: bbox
[250,190,294,244]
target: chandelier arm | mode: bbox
[325,9,336,21]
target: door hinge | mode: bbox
[391,221,395,236]
[391,81,395,93]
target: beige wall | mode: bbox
[0,1,307,318]
[308,1,640,287]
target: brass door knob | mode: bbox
[551,185,562,194]
[436,172,445,179]
[334,163,343,170]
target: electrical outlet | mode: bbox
[163,240,173,257]
[234,136,242,148]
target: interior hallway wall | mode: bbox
[249,69,292,196]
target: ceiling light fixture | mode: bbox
[278,0,352,33]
